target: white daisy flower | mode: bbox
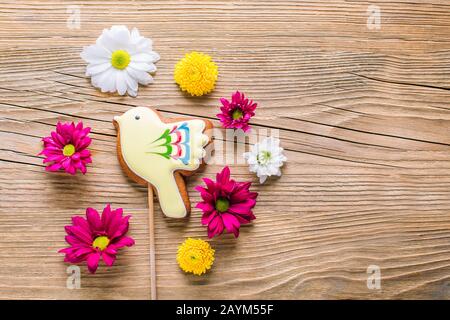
[243,136,287,184]
[81,25,160,97]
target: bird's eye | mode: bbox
[135,115,140,120]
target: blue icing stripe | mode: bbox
[178,122,190,164]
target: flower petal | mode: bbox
[81,44,111,64]
[86,207,102,231]
[65,225,93,244]
[65,235,88,247]
[207,215,224,238]
[131,52,159,64]
[124,71,138,92]
[201,210,217,226]
[228,199,256,215]
[216,166,230,185]
[45,163,63,172]
[116,71,127,95]
[92,68,116,92]
[196,202,214,214]
[127,67,153,85]
[72,216,90,231]
[111,236,135,249]
[195,186,214,203]
[101,204,113,228]
[87,252,100,273]
[107,209,126,238]
[128,61,156,73]
[221,213,241,237]
[86,62,111,76]
[101,252,116,267]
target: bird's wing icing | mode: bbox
[147,120,207,169]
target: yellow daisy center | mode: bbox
[111,50,131,70]
[215,197,230,212]
[174,51,218,96]
[257,150,272,165]
[92,236,110,251]
[63,144,76,157]
[232,108,243,120]
[177,238,215,276]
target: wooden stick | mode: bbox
[147,185,157,300]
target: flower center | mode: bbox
[62,144,76,157]
[215,197,230,212]
[111,50,131,70]
[189,66,201,81]
[257,150,272,165]
[92,236,110,251]
[187,251,202,266]
[232,108,243,120]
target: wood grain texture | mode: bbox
[0,0,450,300]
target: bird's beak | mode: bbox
[113,116,121,130]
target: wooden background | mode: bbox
[0,0,449,300]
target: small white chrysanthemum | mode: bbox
[81,25,160,97]
[243,137,287,184]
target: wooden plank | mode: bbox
[0,0,449,299]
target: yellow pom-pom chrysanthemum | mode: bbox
[177,238,215,275]
[174,51,218,96]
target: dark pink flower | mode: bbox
[59,204,135,273]
[195,166,258,238]
[217,91,257,132]
[39,121,92,175]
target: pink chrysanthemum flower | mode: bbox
[59,204,135,273]
[217,91,257,132]
[195,166,258,238]
[39,121,92,175]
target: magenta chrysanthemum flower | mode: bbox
[59,204,135,273]
[39,121,92,175]
[217,91,257,132]
[195,166,258,238]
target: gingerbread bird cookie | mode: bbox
[113,107,212,218]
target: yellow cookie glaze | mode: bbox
[114,107,208,218]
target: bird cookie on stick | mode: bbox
[113,107,212,299]
[114,107,212,217]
